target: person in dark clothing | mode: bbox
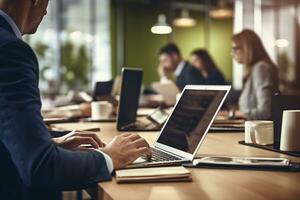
[157,43,204,90]
[190,49,226,85]
[0,0,151,199]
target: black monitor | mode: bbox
[117,68,143,130]
[272,93,300,149]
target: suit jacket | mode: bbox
[175,62,204,90]
[239,61,279,120]
[0,15,111,200]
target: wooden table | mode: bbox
[53,122,300,200]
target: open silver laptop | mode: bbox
[127,85,231,168]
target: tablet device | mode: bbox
[194,156,290,167]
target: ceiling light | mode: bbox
[209,0,233,19]
[151,14,172,35]
[173,9,197,27]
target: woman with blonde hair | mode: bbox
[231,29,279,120]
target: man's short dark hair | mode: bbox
[159,43,181,56]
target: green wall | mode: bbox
[208,19,233,82]
[111,2,233,85]
[124,4,169,85]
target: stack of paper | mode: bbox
[115,166,192,183]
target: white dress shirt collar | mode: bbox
[174,61,186,77]
[0,9,22,39]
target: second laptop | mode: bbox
[116,68,162,132]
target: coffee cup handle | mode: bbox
[250,125,257,144]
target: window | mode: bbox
[25,0,112,94]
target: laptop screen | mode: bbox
[156,87,228,154]
[117,68,143,129]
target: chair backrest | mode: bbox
[272,93,300,149]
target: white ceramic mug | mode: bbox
[245,121,274,145]
[280,110,300,151]
[91,101,113,120]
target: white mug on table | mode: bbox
[245,121,274,145]
[91,101,113,120]
[280,110,300,152]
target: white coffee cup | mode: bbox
[245,121,274,145]
[280,110,300,151]
[91,101,113,120]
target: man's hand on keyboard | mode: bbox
[53,130,105,150]
[101,133,152,169]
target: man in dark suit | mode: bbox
[0,0,151,199]
[157,43,204,90]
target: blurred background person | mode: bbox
[190,49,226,85]
[157,42,203,90]
[231,29,279,120]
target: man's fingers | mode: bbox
[135,147,152,158]
[74,131,105,147]
[73,136,99,149]
[132,138,150,149]
[126,133,141,142]
[121,133,135,138]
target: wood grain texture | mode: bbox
[54,122,300,200]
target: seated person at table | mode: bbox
[190,49,226,85]
[157,43,204,90]
[0,0,151,199]
[231,29,279,120]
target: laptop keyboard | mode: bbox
[142,147,181,162]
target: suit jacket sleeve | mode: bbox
[0,39,111,190]
[247,63,276,120]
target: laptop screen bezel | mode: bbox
[153,85,231,160]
